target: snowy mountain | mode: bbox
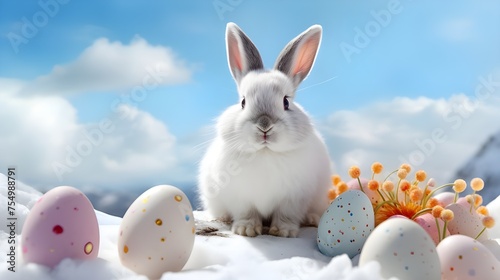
[37,184,200,218]
[454,130,500,204]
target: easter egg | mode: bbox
[347,178,382,204]
[414,213,449,245]
[21,186,99,267]
[118,185,195,279]
[359,217,441,280]
[437,234,500,280]
[434,192,455,207]
[317,190,374,258]
[389,215,410,220]
[446,203,488,241]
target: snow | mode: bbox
[1,174,499,279]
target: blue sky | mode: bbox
[1,0,500,192]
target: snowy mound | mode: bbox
[1,174,499,279]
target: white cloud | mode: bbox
[21,36,193,95]
[0,78,197,191]
[437,18,475,42]
[321,88,500,185]
[0,79,79,178]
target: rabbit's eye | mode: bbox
[241,98,245,109]
[283,96,290,110]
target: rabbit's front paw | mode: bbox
[269,220,299,238]
[232,217,262,237]
[303,213,321,227]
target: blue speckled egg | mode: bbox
[317,190,374,258]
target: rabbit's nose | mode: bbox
[256,115,273,132]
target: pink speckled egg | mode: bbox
[437,234,500,280]
[21,186,99,267]
[347,178,382,205]
[118,185,195,279]
[446,203,489,241]
[415,213,450,245]
[359,217,441,280]
[456,196,475,208]
[434,192,455,207]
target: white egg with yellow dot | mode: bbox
[118,185,195,279]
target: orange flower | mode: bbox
[466,194,474,205]
[441,209,454,222]
[328,188,337,201]
[427,198,440,208]
[415,170,427,182]
[476,206,489,216]
[400,163,411,173]
[453,179,466,193]
[371,162,383,174]
[375,202,421,226]
[397,168,408,179]
[368,180,379,191]
[382,181,394,192]
[409,188,423,202]
[471,178,484,191]
[399,180,411,192]
[330,163,491,243]
[337,181,349,194]
[482,216,495,228]
[348,166,361,179]
[331,175,342,186]
[432,206,444,218]
[474,194,483,207]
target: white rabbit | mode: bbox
[198,22,331,238]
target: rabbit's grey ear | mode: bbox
[226,22,264,84]
[274,25,322,88]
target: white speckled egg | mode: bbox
[118,185,195,279]
[446,203,488,241]
[359,217,441,280]
[437,234,500,280]
[317,190,374,258]
[21,186,99,268]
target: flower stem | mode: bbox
[383,169,398,182]
[357,177,365,193]
[420,185,429,206]
[435,218,442,242]
[442,221,448,241]
[474,227,487,240]
[469,191,476,213]
[374,200,399,214]
[411,208,432,220]
[377,189,387,202]
[387,190,395,201]
[422,183,454,207]
[396,178,402,203]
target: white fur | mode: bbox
[198,23,331,237]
